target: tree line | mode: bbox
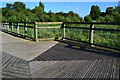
[1,1,120,22]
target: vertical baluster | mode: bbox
[11,23,14,32]
[34,22,38,42]
[24,23,27,36]
[17,23,20,34]
[61,23,65,40]
[89,23,94,46]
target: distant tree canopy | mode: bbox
[84,15,92,22]
[106,7,114,15]
[2,1,120,22]
[2,1,83,22]
[90,5,101,20]
[13,2,26,11]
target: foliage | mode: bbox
[97,15,114,22]
[6,3,13,9]
[115,6,120,14]
[84,15,92,22]
[114,12,120,22]
[2,1,83,22]
[100,12,106,17]
[13,1,26,11]
[2,1,120,22]
[106,7,115,15]
[90,5,101,20]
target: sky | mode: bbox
[1,1,119,17]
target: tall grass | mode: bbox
[65,24,120,49]
[8,22,120,49]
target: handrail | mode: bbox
[63,22,120,25]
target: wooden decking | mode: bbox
[1,51,120,79]
[29,59,119,79]
[0,32,120,79]
[1,52,31,78]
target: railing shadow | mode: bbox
[1,29,35,42]
[32,40,120,61]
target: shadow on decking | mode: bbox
[1,29,35,41]
[32,40,120,61]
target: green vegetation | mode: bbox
[1,1,83,22]
[65,24,120,48]
[1,1,120,22]
[1,1,120,49]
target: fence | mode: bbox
[1,21,120,50]
[35,22,62,41]
[0,21,62,42]
[1,21,35,40]
[62,22,120,50]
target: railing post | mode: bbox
[24,23,27,36]
[61,22,65,40]
[5,22,7,30]
[7,22,9,31]
[0,22,1,30]
[11,23,14,32]
[34,22,38,42]
[17,23,20,34]
[2,22,5,30]
[0,22,2,30]
[89,23,94,46]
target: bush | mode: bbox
[84,15,92,22]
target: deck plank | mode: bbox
[2,52,31,78]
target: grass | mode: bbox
[65,24,120,49]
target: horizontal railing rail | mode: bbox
[64,22,120,25]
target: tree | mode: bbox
[5,10,17,18]
[2,16,7,21]
[39,1,44,12]
[114,12,120,22]
[56,15,65,22]
[68,11,74,17]
[13,1,26,11]
[115,6,120,14]
[2,1,83,22]
[33,6,44,13]
[104,15,114,22]
[84,15,92,22]
[8,16,17,22]
[6,3,13,9]
[16,12,27,22]
[106,7,114,15]
[65,17,72,22]
[97,16,105,22]
[90,5,101,20]
[100,12,106,17]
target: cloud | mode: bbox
[76,8,79,11]
[67,7,70,9]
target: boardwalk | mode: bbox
[0,32,120,79]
